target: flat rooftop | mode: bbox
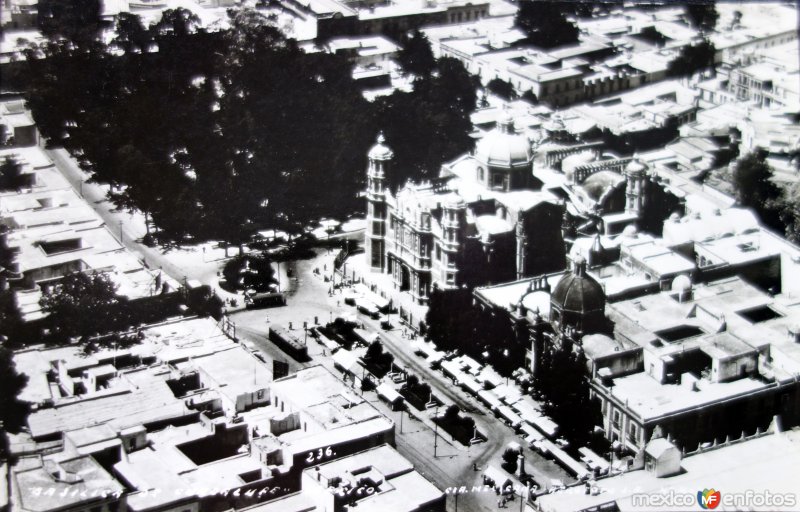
[27,368,191,439]
[537,428,800,512]
[306,445,443,512]
[596,371,766,422]
[314,444,412,480]
[132,316,237,363]
[176,345,272,404]
[474,274,564,312]
[14,455,125,512]
[270,364,359,410]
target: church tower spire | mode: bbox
[366,132,392,272]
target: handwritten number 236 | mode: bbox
[307,446,334,463]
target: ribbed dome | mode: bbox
[368,133,394,161]
[551,257,605,314]
[475,128,532,169]
[582,170,623,201]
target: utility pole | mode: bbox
[433,405,440,458]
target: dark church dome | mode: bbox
[550,256,605,314]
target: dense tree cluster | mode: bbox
[685,1,719,32]
[426,290,603,447]
[425,289,527,378]
[730,149,800,240]
[667,39,716,77]
[39,271,132,345]
[0,157,25,190]
[486,78,517,101]
[0,346,30,458]
[514,1,622,49]
[222,254,278,293]
[18,8,477,246]
[533,339,603,448]
[37,0,105,47]
[374,57,480,191]
[780,182,800,245]
[397,29,436,77]
[515,1,579,49]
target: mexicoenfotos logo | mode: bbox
[697,488,721,510]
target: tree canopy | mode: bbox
[222,254,277,293]
[0,156,24,190]
[397,29,436,77]
[515,1,579,49]
[39,271,130,344]
[375,57,479,190]
[732,149,783,230]
[20,9,478,246]
[667,39,716,77]
[0,346,30,457]
[486,78,517,101]
[780,183,800,245]
[37,0,105,47]
[686,2,719,32]
[534,339,602,447]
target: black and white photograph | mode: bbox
[1,0,799,511]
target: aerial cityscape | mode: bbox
[1,0,799,511]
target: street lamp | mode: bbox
[119,220,124,244]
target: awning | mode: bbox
[477,367,503,388]
[354,298,379,314]
[317,334,340,352]
[354,283,390,309]
[410,338,431,355]
[529,414,558,439]
[578,446,610,472]
[353,328,379,344]
[498,405,523,427]
[426,350,446,365]
[477,390,503,411]
[521,423,543,443]
[441,360,467,381]
[332,349,363,374]
[377,383,403,404]
[461,376,483,395]
[483,465,511,488]
[544,439,591,479]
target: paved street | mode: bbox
[230,248,572,512]
[47,146,570,512]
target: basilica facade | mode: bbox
[365,114,567,304]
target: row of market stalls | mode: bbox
[331,344,406,411]
[342,283,392,319]
[410,338,592,481]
